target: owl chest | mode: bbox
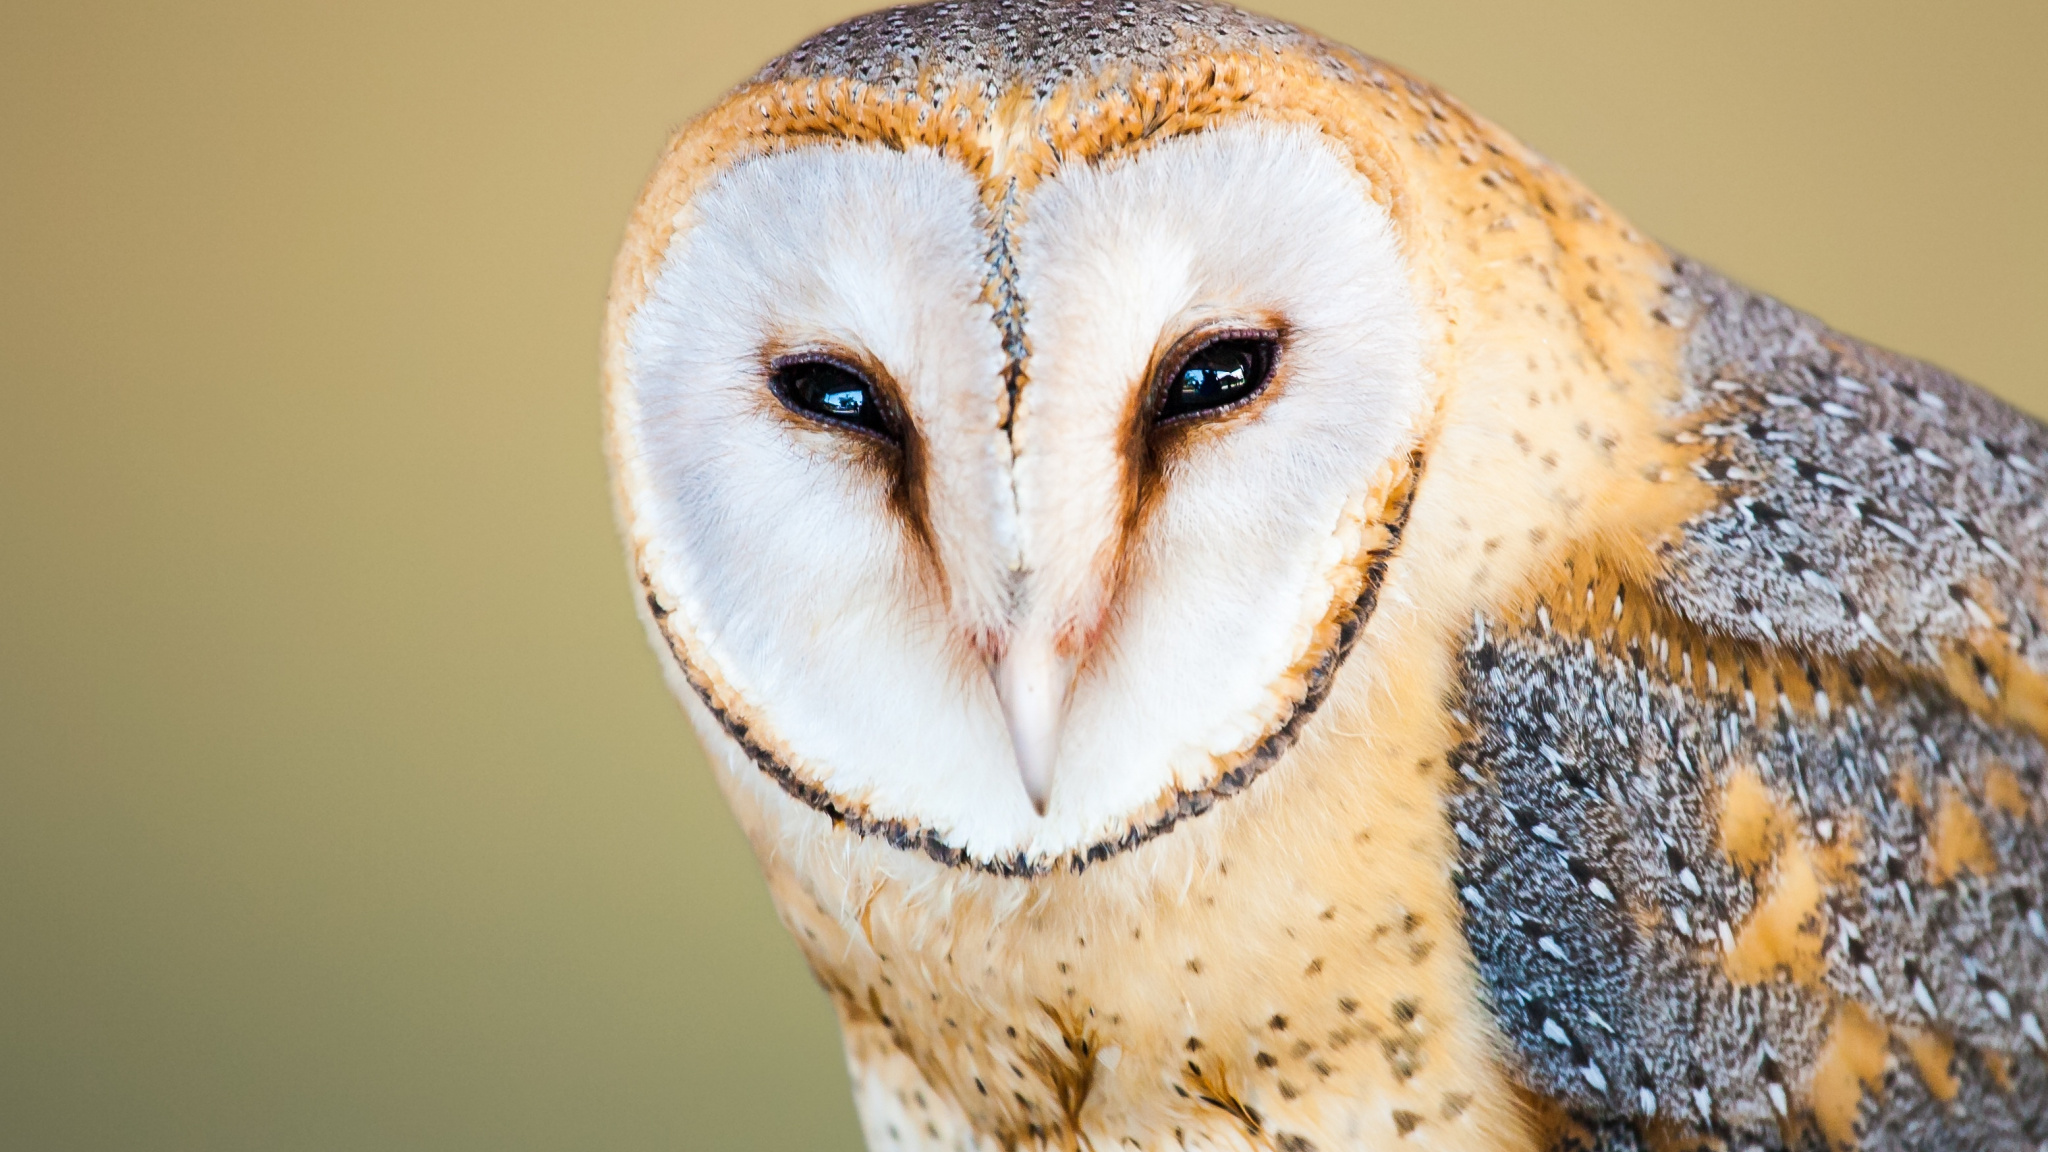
[738,743,1534,1151]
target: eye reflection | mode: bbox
[770,359,897,441]
[1159,336,1277,421]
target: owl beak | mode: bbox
[991,631,1074,816]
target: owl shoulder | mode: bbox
[1657,258,2048,706]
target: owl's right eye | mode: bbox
[770,358,898,442]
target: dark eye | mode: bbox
[770,359,897,441]
[1158,336,1277,422]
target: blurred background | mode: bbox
[2,0,2042,1148]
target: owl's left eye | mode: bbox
[770,358,898,442]
[1156,334,1278,423]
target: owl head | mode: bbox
[604,0,1672,874]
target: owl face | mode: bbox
[612,120,1427,869]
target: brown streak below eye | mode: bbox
[764,349,939,603]
[1155,332,1280,425]
[1086,326,1282,687]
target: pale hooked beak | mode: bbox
[991,629,1075,815]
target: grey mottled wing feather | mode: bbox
[1451,261,2048,1150]
[1661,261,2048,679]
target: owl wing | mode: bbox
[1450,260,2048,1150]
[1653,261,2048,698]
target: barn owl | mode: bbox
[601,1,2048,1147]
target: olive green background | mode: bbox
[2,1,2042,1148]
